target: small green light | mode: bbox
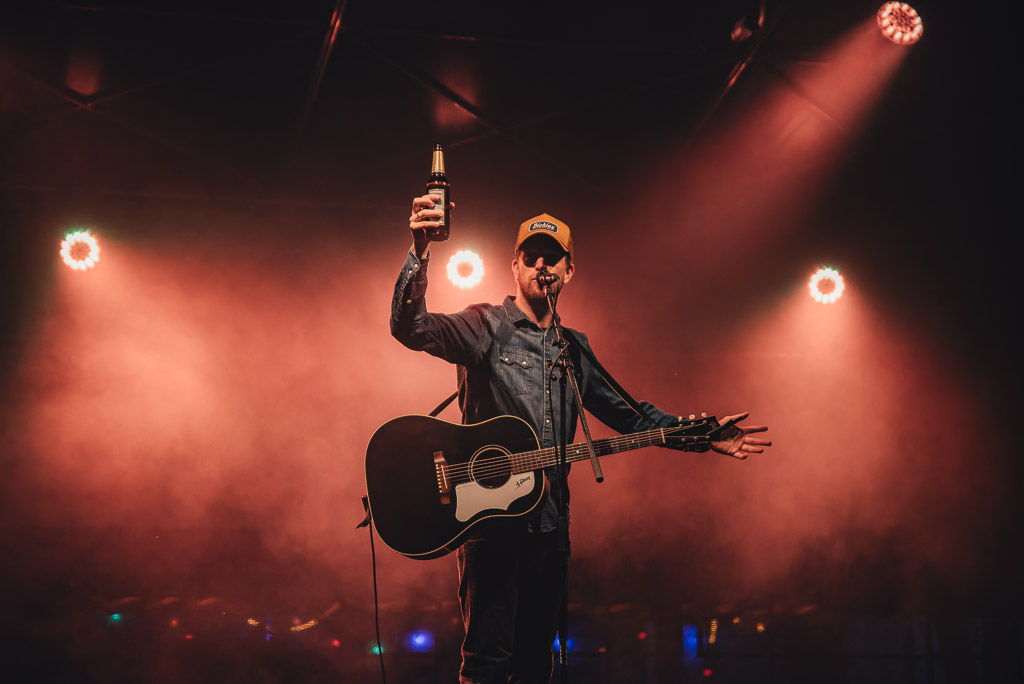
[110,613,121,622]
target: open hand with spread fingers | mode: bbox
[710,412,771,460]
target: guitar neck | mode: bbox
[512,428,667,474]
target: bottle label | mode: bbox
[430,187,447,226]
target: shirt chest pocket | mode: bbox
[496,346,534,397]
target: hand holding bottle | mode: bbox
[409,194,450,255]
[408,145,453,255]
[423,144,450,242]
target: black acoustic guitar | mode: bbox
[364,413,723,559]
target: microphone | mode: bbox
[537,272,559,287]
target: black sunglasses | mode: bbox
[519,245,568,267]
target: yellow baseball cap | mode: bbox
[514,213,573,260]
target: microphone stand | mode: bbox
[544,279,603,684]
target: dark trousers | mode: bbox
[456,526,567,684]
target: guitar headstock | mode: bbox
[664,413,722,452]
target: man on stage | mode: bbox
[391,194,771,683]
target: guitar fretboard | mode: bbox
[441,420,715,488]
[510,429,667,474]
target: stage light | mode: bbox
[552,635,575,652]
[446,250,484,288]
[877,3,923,45]
[683,625,700,661]
[405,629,435,653]
[809,267,845,304]
[290,618,318,632]
[61,230,100,271]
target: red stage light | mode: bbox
[60,230,100,271]
[446,250,484,289]
[877,3,924,45]
[809,267,845,304]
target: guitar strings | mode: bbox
[441,427,684,485]
[439,422,703,485]
[443,428,676,480]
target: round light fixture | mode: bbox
[61,230,101,270]
[447,250,484,289]
[809,267,845,304]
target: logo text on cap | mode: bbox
[528,221,558,234]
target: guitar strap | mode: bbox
[429,390,459,417]
[562,328,654,423]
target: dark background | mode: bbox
[1,1,1017,682]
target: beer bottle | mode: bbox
[425,144,450,241]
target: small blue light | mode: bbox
[552,635,575,652]
[683,625,699,661]
[406,630,435,653]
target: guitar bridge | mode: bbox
[434,451,452,505]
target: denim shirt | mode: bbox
[391,248,686,532]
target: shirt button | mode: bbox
[521,361,527,367]
[545,419,550,424]
[405,299,412,305]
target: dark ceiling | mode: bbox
[2,0,1003,204]
[1,1,772,200]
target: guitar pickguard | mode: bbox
[455,472,537,521]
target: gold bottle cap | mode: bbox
[431,144,445,175]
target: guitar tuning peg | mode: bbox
[688,414,696,420]
[701,412,707,418]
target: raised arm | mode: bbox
[391,194,487,366]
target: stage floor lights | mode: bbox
[61,230,100,271]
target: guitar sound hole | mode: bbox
[470,449,512,489]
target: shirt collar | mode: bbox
[502,295,530,325]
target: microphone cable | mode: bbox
[357,495,387,683]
